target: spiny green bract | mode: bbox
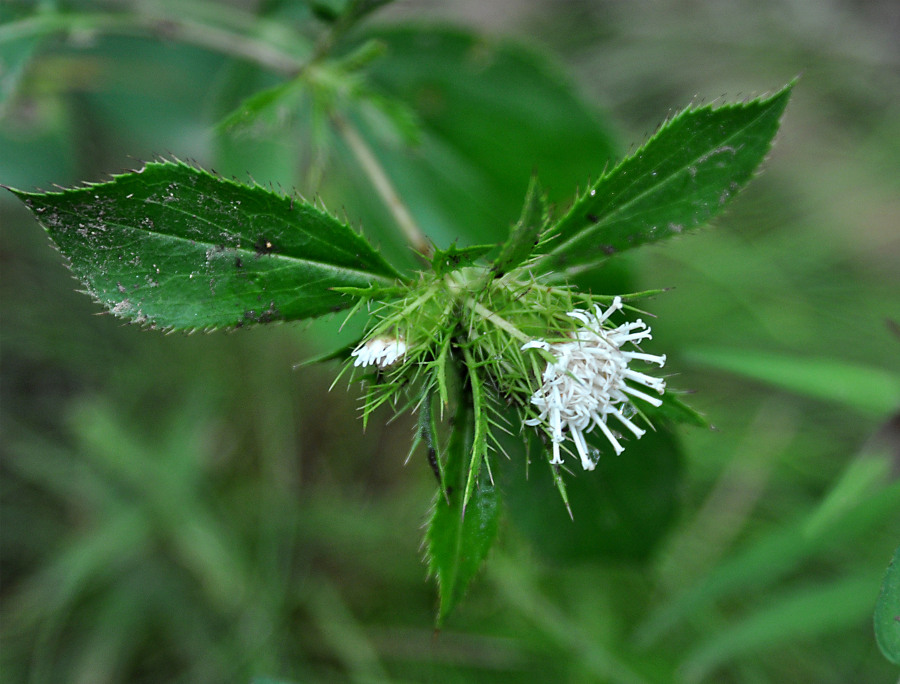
[340,261,619,452]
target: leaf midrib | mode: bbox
[547,103,778,260]
[50,202,398,285]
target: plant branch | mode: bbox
[332,113,434,259]
[0,10,308,76]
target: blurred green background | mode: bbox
[1,1,898,682]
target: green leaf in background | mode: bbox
[875,544,900,665]
[538,83,793,274]
[220,37,419,149]
[503,422,683,563]
[7,160,401,330]
[218,77,308,136]
[682,571,884,682]
[493,174,547,277]
[636,478,900,648]
[426,393,501,626]
[341,26,620,255]
[684,346,900,416]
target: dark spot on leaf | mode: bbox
[427,447,441,486]
[601,245,616,255]
[241,300,280,325]
[235,256,243,269]
[254,237,274,256]
[587,213,599,223]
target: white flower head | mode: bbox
[351,334,407,369]
[522,296,666,471]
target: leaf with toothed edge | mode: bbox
[426,387,500,626]
[6,160,402,330]
[537,83,793,274]
[431,243,495,276]
[493,174,547,276]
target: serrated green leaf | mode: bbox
[8,160,400,330]
[875,544,900,665]
[426,393,500,626]
[415,384,446,496]
[538,84,793,273]
[493,175,547,276]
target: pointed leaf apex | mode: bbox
[9,160,401,330]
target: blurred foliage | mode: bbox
[2,1,899,683]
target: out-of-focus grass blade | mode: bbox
[682,572,884,682]
[684,346,900,416]
[635,475,900,647]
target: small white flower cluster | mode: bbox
[351,335,407,369]
[522,297,666,471]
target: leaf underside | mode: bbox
[9,160,400,330]
[538,83,793,273]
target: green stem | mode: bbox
[0,9,309,75]
[332,113,433,259]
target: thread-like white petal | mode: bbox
[522,299,666,470]
[350,335,407,369]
